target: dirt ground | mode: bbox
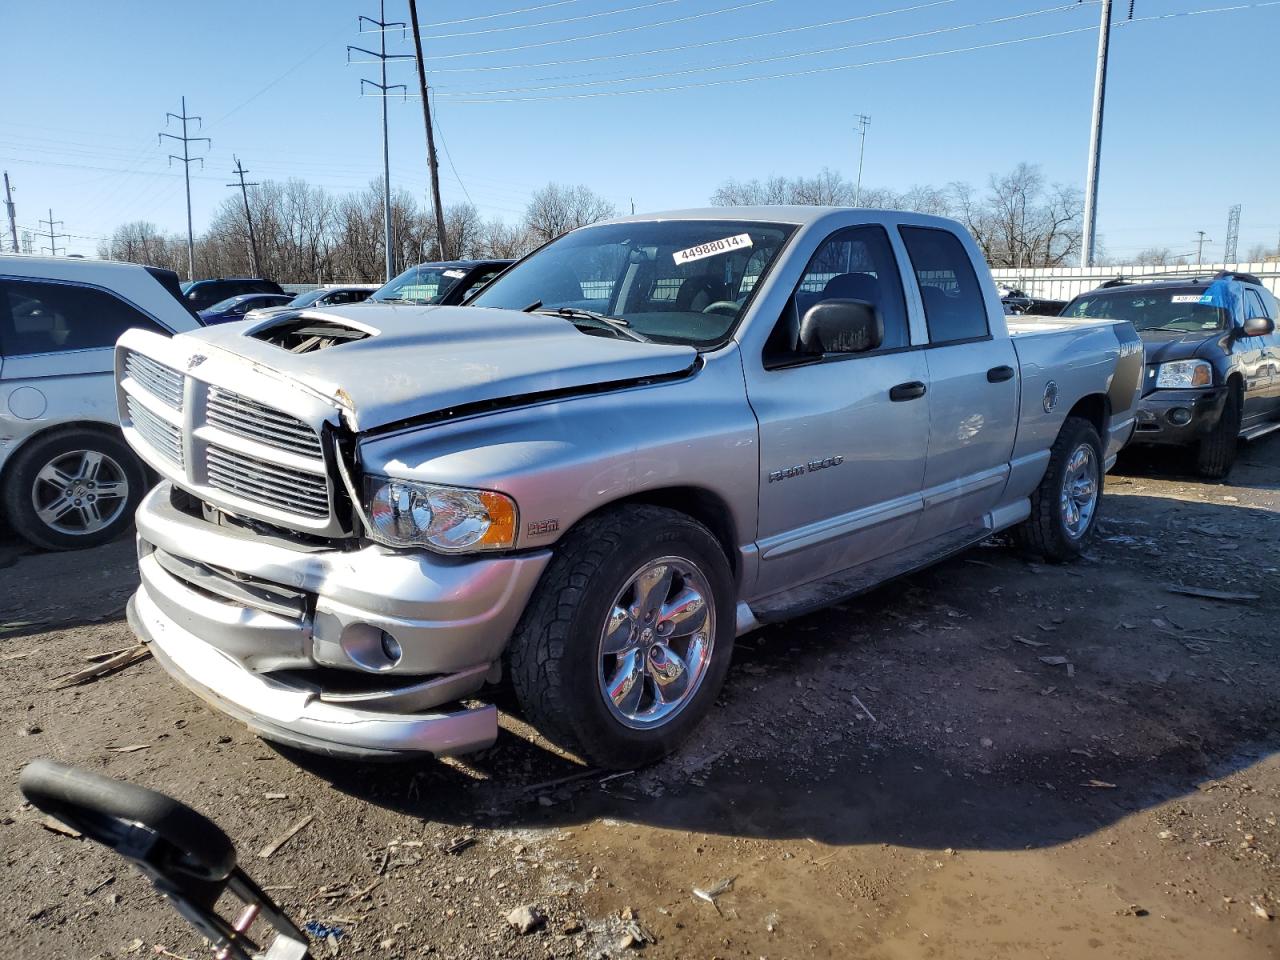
[2,436,1279,960]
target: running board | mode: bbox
[1241,419,1280,442]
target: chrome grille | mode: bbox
[126,395,183,466]
[124,351,184,410]
[207,386,323,459]
[206,446,329,519]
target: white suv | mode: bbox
[0,256,201,549]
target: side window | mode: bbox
[899,226,990,345]
[0,280,166,356]
[765,225,909,365]
[1245,289,1271,320]
[460,269,503,301]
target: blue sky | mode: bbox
[3,0,1278,261]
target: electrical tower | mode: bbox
[160,96,211,281]
[1224,204,1241,264]
[349,3,412,282]
[3,171,17,253]
[38,209,69,256]
[227,157,262,277]
[20,231,33,254]
[853,114,871,208]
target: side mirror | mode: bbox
[1242,316,1275,337]
[799,299,883,355]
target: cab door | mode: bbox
[1243,288,1279,419]
[745,224,930,600]
[897,226,1019,541]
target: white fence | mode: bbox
[990,262,1280,301]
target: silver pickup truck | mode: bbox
[114,207,1142,768]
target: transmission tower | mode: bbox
[38,209,69,256]
[349,2,412,282]
[227,157,262,277]
[159,96,210,281]
[1224,204,1241,264]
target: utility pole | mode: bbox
[159,96,210,281]
[406,0,450,262]
[38,209,69,256]
[1224,204,1241,264]
[227,157,262,277]
[853,114,871,207]
[1080,0,1112,267]
[3,171,17,253]
[349,3,411,282]
[1195,231,1211,266]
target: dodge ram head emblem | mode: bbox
[1042,381,1059,413]
[187,354,207,370]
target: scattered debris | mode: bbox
[257,814,313,859]
[1252,901,1273,921]
[1083,780,1117,789]
[617,917,657,949]
[850,693,877,723]
[1013,635,1047,648]
[505,904,544,935]
[107,744,150,753]
[39,815,82,839]
[264,792,288,800]
[1167,585,1259,603]
[693,876,736,915]
[441,835,476,856]
[304,920,346,940]
[51,645,151,689]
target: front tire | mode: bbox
[1195,381,1241,479]
[1014,416,1103,563]
[508,505,735,770]
[2,428,146,551]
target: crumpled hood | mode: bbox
[176,303,698,431]
[1139,329,1222,366]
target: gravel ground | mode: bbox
[2,436,1278,960]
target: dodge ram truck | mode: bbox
[114,207,1143,769]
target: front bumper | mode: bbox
[130,483,552,758]
[1131,387,1226,447]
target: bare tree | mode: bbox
[1133,247,1174,265]
[524,183,617,243]
[481,218,536,259]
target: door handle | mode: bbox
[987,365,1015,383]
[889,381,927,402]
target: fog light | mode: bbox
[380,631,403,665]
[1167,407,1193,426]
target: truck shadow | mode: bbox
[289,493,1280,854]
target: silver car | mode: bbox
[0,256,201,549]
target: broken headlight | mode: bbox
[364,477,517,553]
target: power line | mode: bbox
[419,0,957,75]
[430,2,1087,96]
[38,208,69,256]
[227,157,262,277]
[159,96,210,280]
[419,0,681,41]
[412,0,588,28]
[349,1,414,282]
[411,0,1278,103]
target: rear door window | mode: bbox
[899,226,990,345]
[0,279,168,356]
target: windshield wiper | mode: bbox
[537,307,650,343]
[1142,325,1200,333]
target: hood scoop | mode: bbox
[250,314,377,354]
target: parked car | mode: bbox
[197,293,294,325]
[1060,271,1279,477]
[0,256,201,549]
[115,207,1142,768]
[999,287,1069,316]
[244,284,380,323]
[181,277,284,312]
[365,259,513,307]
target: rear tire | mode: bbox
[508,505,735,770]
[1195,381,1241,480]
[2,428,146,551]
[1014,416,1103,563]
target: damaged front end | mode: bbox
[115,327,550,758]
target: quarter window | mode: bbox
[766,225,909,364]
[899,226,990,345]
[0,279,167,356]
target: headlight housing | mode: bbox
[1155,359,1212,389]
[364,476,517,553]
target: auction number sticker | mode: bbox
[673,233,753,265]
[1171,294,1211,303]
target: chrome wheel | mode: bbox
[597,556,716,730]
[30,449,130,537]
[1059,443,1099,539]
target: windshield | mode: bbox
[470,220,796,347]
[1063,284,1232,333]
[180,281,194,294]
[370,264,470,305]
[205,295,250,314]
[288,289,327,308]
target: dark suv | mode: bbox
[1061,271,1279,478]
[181,277,285,312]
